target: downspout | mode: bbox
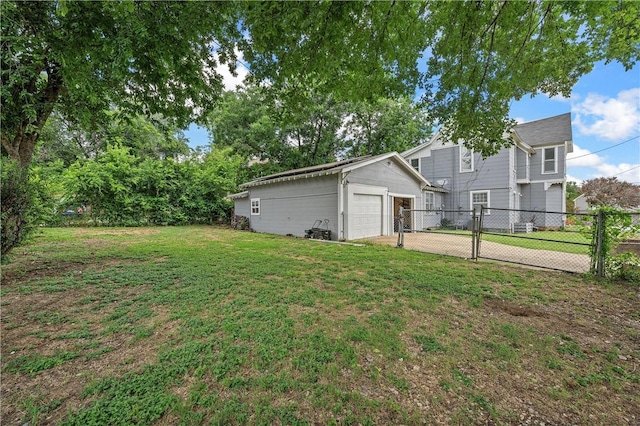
[338,172,345,240]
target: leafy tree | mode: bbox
[35,111,190,166]
[206,87,280,163]
[242,1,639,155]
[581,177,640,209]
[277,92,347,169]
[206,86,348,173]
[2,0,241,251]
[1,157,64,257]
[2,0,240,166]
[207,86,430,173]
[34,113,99,166]
[62,145,243,226]
[3,0,639,254]
[342,97,431,157]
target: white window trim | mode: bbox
[410,158,421,174]
[250,198,261,216]
[424,191,435,215]
[459,145,474,173]
[470,190,490,215]
[542,146,558,175]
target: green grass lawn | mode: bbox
[1,226,638,425]
[432,229,591,254]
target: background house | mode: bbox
[230,152,445,240]
[573,194,590,213]
[403,113,573,231]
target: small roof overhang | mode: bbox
[239,152,437,190]
[228,191,249,200]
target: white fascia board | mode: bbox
[401,132,440,157]
[239,169,341,188]
[344,152,434,189]
[565,140,574,154]
[511,131,535,154]
[228,191,249,199]
[529,179,566,185]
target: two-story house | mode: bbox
[403,113,573,231]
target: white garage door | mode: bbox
[352,193,383,239]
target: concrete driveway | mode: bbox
[371,232,590,273]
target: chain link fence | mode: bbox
[396,207,639,275]
[474,207,592,273]
[396,207,593,273]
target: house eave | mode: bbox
[228,191,249,199]
[401,132,439,158]
[239,169,341,188]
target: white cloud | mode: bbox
[566,144,604,167]
[566,174,584,186]
[594,163,640,184]
[567,145,639,184]
[513,116,526,124]
[548,92,576,103]
[573,88,640,141]
[214,48,249,91]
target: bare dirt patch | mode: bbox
[1,259,180,425]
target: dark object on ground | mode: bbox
[305,219,331,240]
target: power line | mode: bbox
[567,135,640,161]
[611,165,640,178]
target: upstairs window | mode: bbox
[410,158,420,172]
[460,145,473,172]
[251,198,260,215]
[543,147,557,174]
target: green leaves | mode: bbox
[62,146,242,226]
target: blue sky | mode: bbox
[184,58,639,185]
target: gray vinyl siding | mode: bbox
[546,184,563,212]
[349,159,427,233]
[420,146,510,211]
[348,159,422,196]
[529,145,566,181]
[234,197,250,217]
[248,175,339,239]
[517,182,564,227]
[417,192,444,230]
[516,148,528,181]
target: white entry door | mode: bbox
[351,193,383,239]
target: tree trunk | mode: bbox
[1,64,63,256]
[1,163,30,257]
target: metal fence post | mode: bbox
[471,209,476,259]
[596,209,605,277]
[476,207,484,258]
[397,206,404,248]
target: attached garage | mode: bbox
[351,193,383,240]
[231,152,441,241]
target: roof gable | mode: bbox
[402,133,440,157]
[402,113,573,159]
[239,152,436,189]
[513,113,572,149]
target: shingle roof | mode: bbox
[513,113,572,147]
[238,152,446,191]
[243,156,371,186]
[402,113,573,158]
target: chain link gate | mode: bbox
[397,206,478,260]
[397,206,596,273]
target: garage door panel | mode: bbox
[352,194,382,239]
